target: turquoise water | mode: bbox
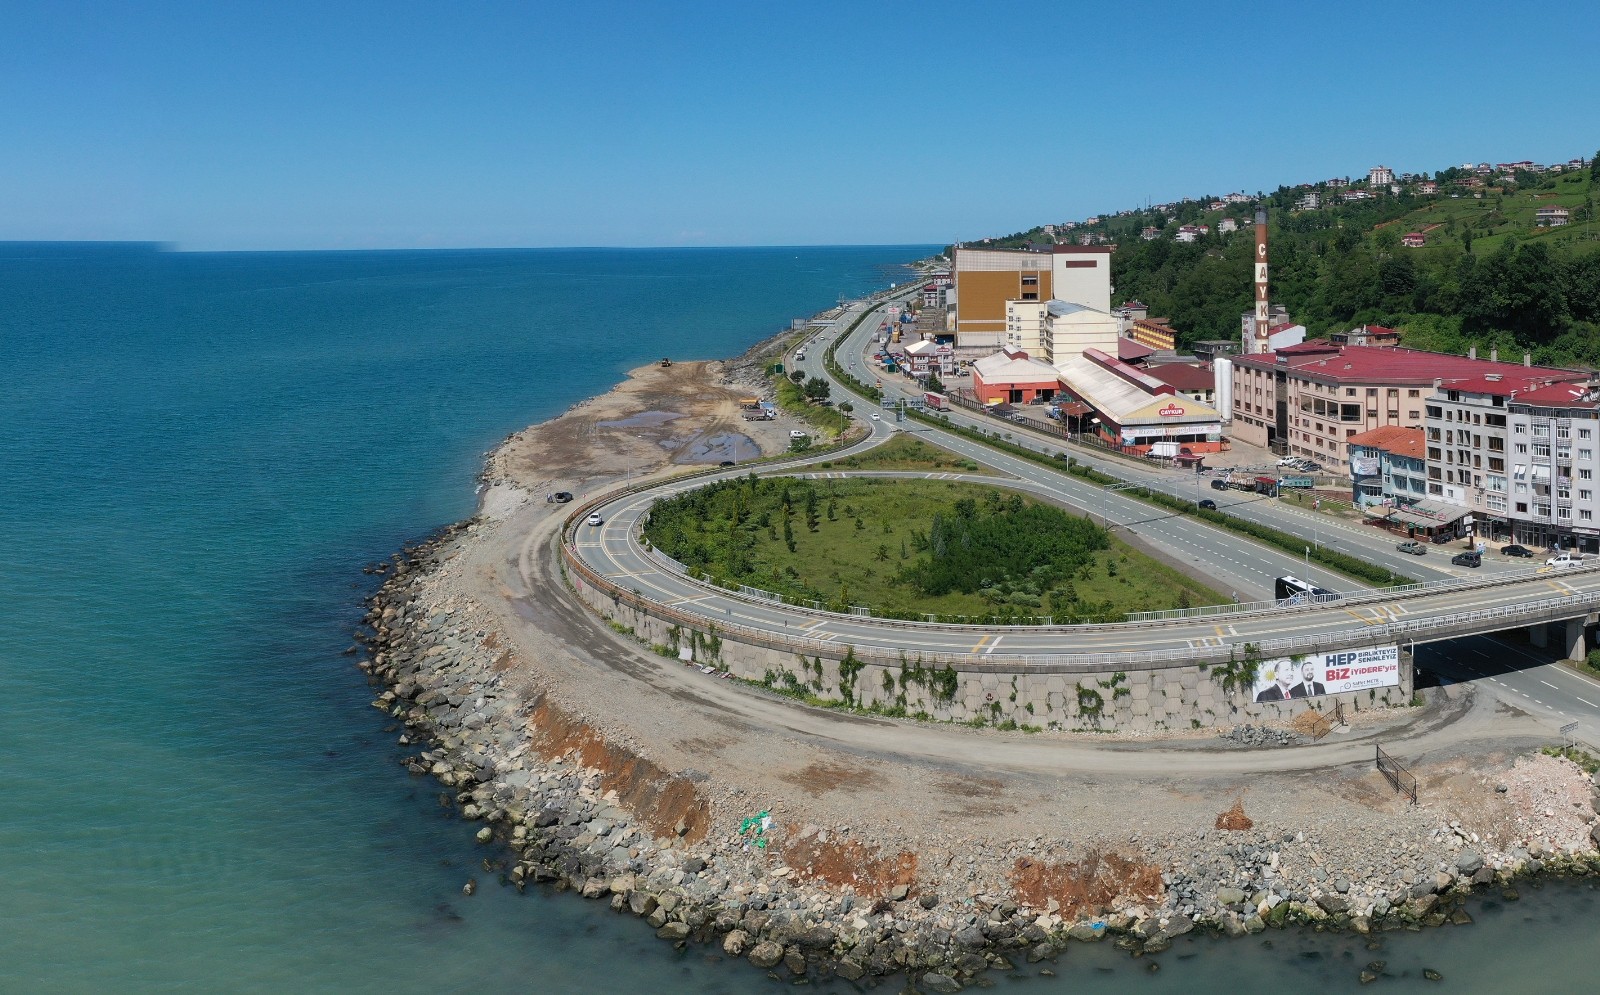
[1,242,1591,993]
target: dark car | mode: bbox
[1198,499,1217,510]
[1451,551,1482,568]
[1210,479,1230,491]
[1500,544,1534,558]
[718,460,735,467]
[548,491,573,504]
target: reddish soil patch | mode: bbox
[777,831,916,896]
[1215,798,1254,830]
[778,759,885,797]
[1009,851,1163,918]
[522,696,710,844]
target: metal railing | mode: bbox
[1376,744,1418,804]
[565,537,1600,671]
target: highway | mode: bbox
[826,296,1517,589]
[567,293,1600,671]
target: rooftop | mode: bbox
[1347,425,1426,460]
[1234,344,1582,391]
[1143,362,1215,392]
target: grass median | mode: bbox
[820,332,1412,590]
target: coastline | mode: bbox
[355,312,1600,987]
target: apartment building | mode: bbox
[1229,343,1579,465]
[1424,371,1593,546]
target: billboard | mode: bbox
[1251,645,1400,703]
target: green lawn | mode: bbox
[811,435,991,474]
[644,477,1224,622]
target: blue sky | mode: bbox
[2,0,1596,250]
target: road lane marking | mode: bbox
[986,636,1003,655]
[971,634,992,654]
[1542,680,1560,689]
[1578,697,1598,708]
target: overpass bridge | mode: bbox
[554,291,1600,728]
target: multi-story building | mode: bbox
[951,245,1112,350]
[1504,385,1593,547]
[1422,369,1591,545]
[1536,206,1571,227]
[1229,342,1581,464]
[1295,191,1322,211]
[1348,426,1427,508]
[1368,165,1395,187]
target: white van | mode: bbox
[789,429,808,439]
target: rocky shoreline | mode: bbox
[355,521,1600,989]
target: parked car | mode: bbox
[1546,551,1584,567]
[548,491,573,504]
[1430,532,1455,544]
[1500,544,1534,558]
[1396,540,1427,555]
[585,512,604,527]
[1210,479,1230,491]
[1198,499,1217,510]
[1451,551,1482,567]
[718,460,735,467]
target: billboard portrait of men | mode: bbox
[1293,660,1326,698]
[1254,666,1297,702]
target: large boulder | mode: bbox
[1455,850,1484,876]
[921,972,962,994]
[747,941,784,969]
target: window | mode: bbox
[1487,494,1507,512]
[1516,502,1528,513]
[1346,428,1356,437]
[1582,489,1594,501]
[1534,444,1551,458]
[1533,424,1549,438]
[1583,449,1595,461]
[1408,410,1420,419]
[1346,388,1356,397]
[1584,510,1594,522]
[1514,423,1527,434]
[1408,389,1420,398]
[1516,443,1528,454]
[1581,428,1592,440]
[1583,469,1594,480]
[1367,388,1378,397]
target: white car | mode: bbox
[585,513,603,527]
[871,413,880,420]
[1546,552,1582,567]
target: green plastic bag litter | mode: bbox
[740,810,773,849]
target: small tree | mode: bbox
[803,376,831,402]
[789,370,806,384]
[925,371,944,394]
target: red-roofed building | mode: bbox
[1117,337,1156,364]
[1401,232,1426,248]
[1348,426,1428,510]
[1144,362,1217,406]
[1228,343,1583,464]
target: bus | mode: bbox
[1275,575,1339,606]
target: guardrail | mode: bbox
[619,465,1600,634]
[565,531,1600,671]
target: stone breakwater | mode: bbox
[355,522,1600,989]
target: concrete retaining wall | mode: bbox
[572,572,1415,732]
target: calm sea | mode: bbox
[1,243,1591,993]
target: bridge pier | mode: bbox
[1526,617,1593,660]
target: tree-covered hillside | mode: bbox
[971,153,1600,366]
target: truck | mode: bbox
[923,391,950,411]
[742,409,775,421]
[1149,441,1179,459]
[1278,474,1315,489]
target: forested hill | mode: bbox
[969,155,1600,367]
